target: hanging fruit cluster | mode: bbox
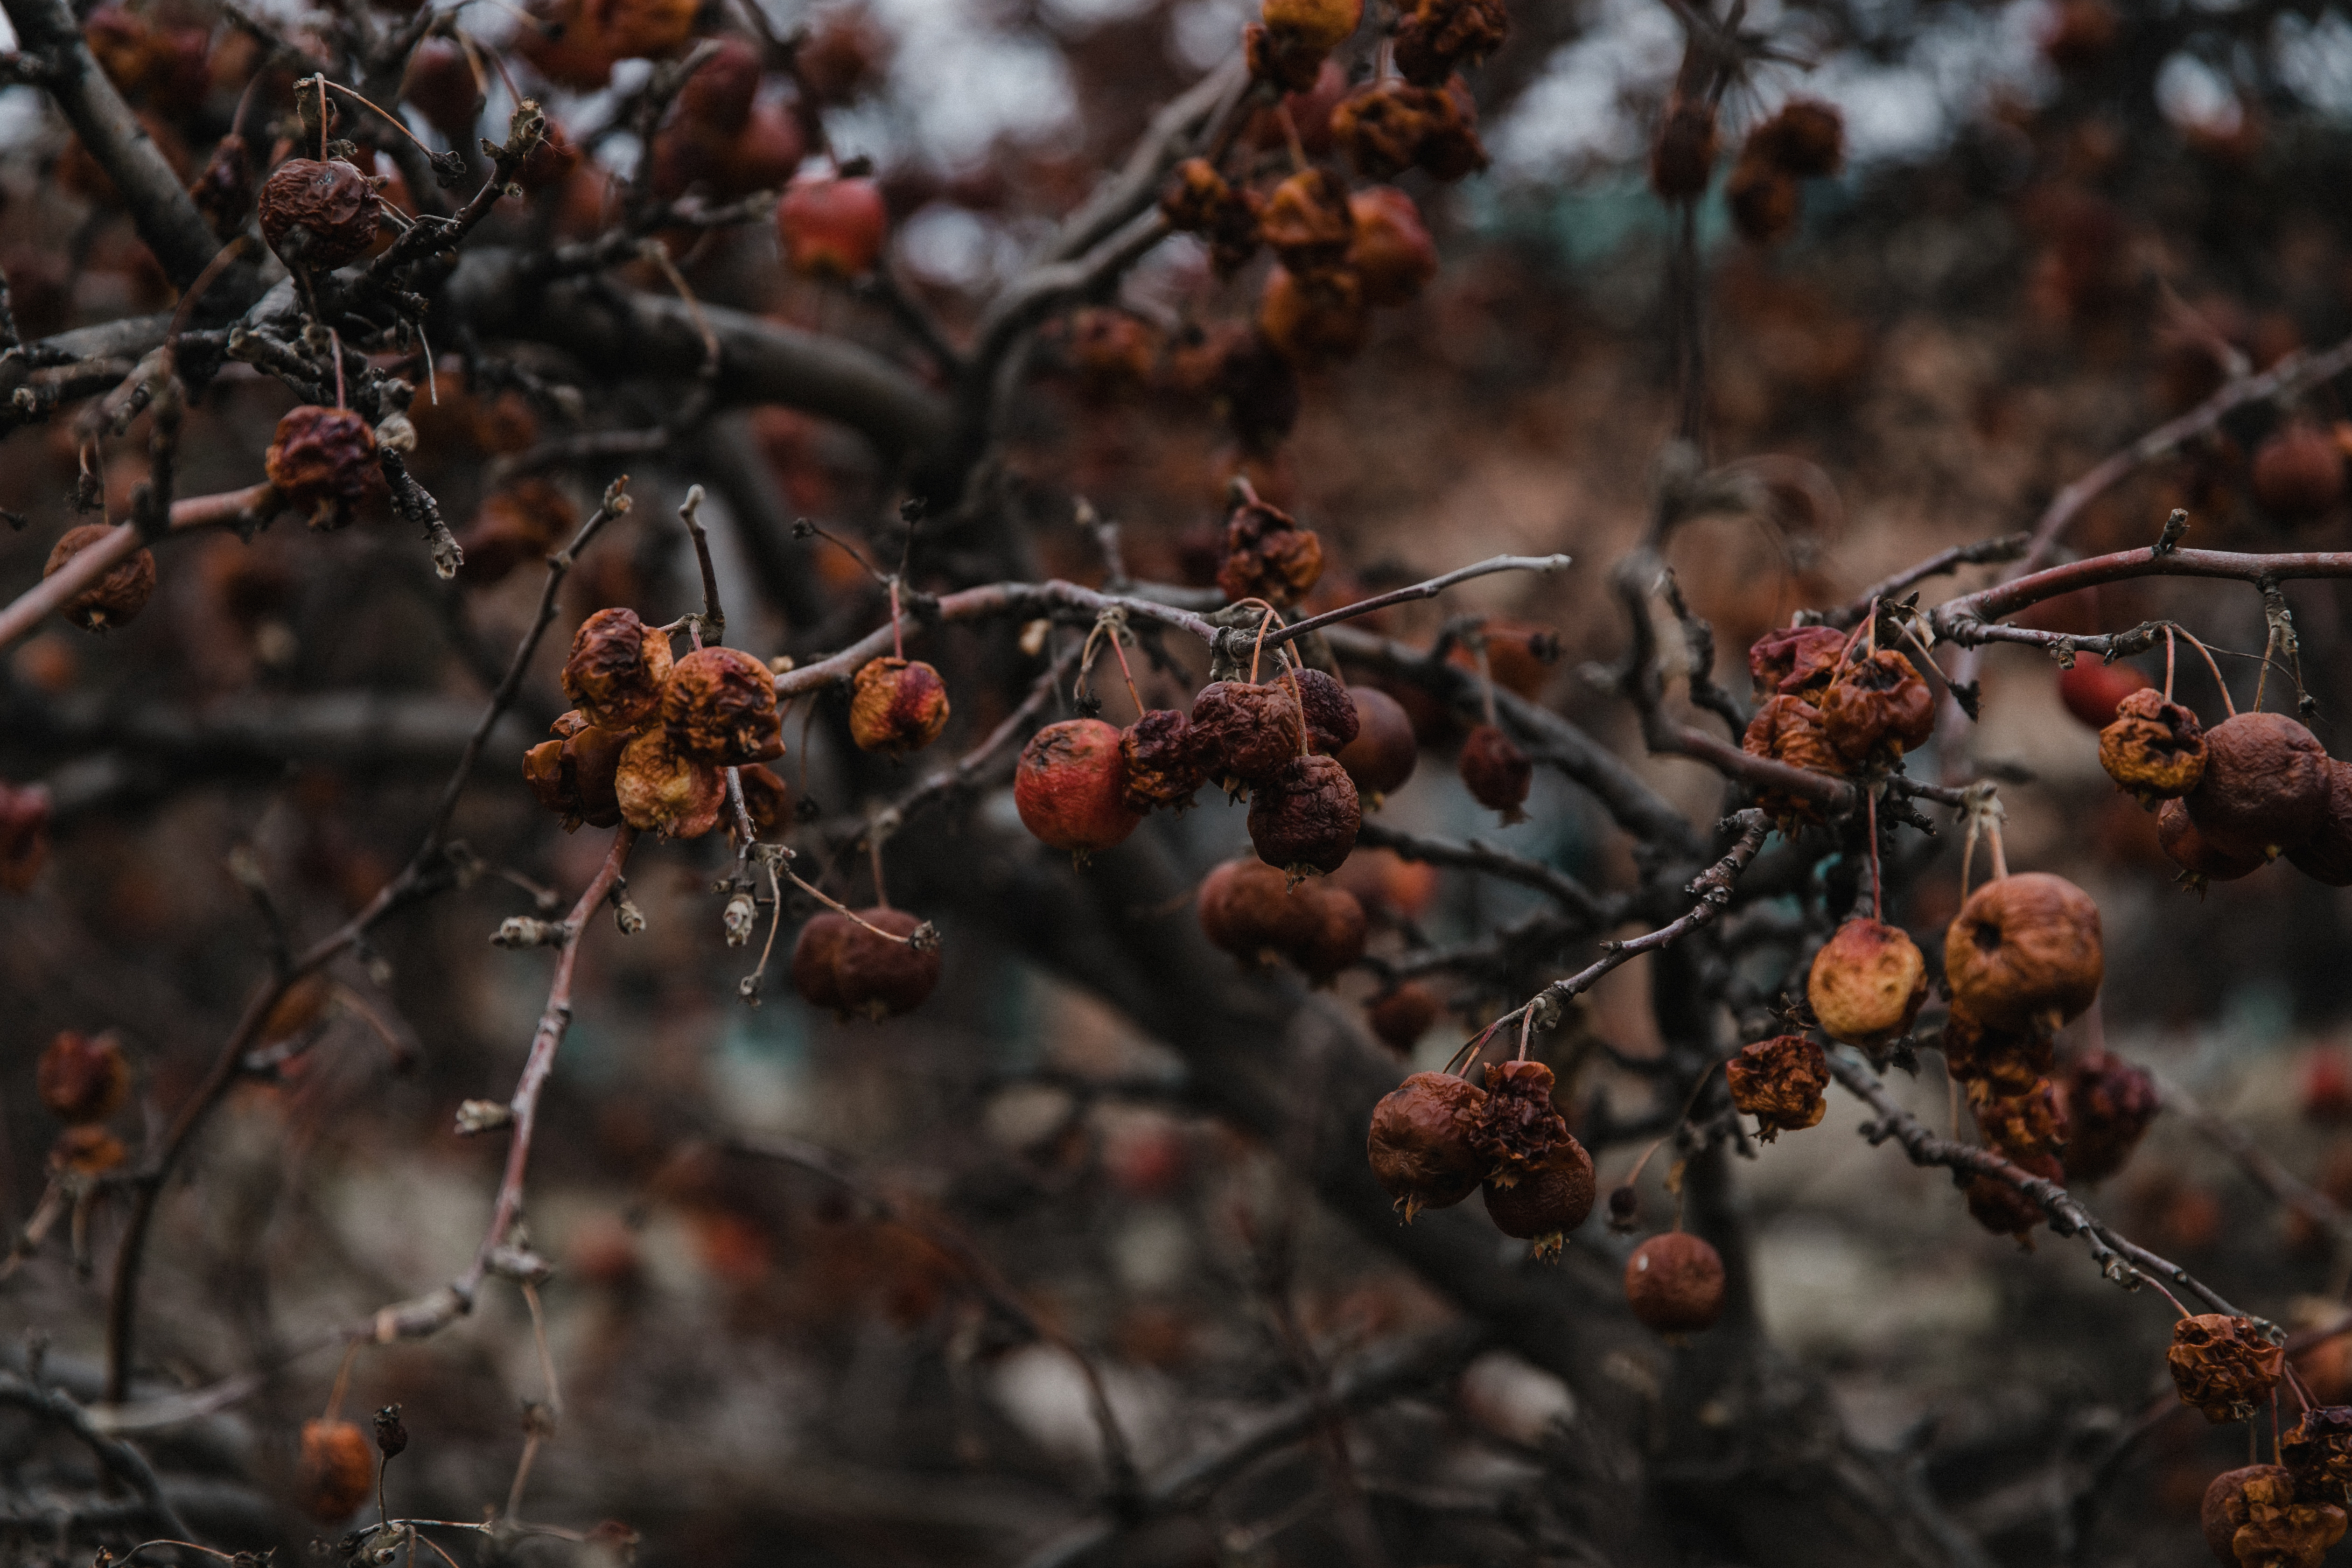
[1367,1057,1594,1258]
[1740,622,1935,828]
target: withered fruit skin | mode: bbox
[1747,624,1848,701]
[1292,882,1368,984]
[1291,668,1360,753]
[831,908,939,1021]
[1015,718,1144,854]
[1943,872,2104,1032]
[1470,1058,1568,1189]
[1939,1005,2053,1097]
[1973,1079,2067,1163]
[1481,1134,1595,1240]
[2187,711,2331,862]
[1367,982,1440,1053]
[1819,648,1936,763]
[662,645,784,766]
[1197,856,1321,964]
[848,657,952,755]
[790,912,855,1012]
[258,157,381,270]
[614,726,723,839]
[297,1418,376,1523]
[266,406,381,527]
[2057,1048,2158,1183]
[2169,1313,2286,1423]
[1624,1232,1726,1333]
[1191,679,1308,784]
[1367,1070,1488,1218]
[1336,686,1418,797]
[1458,722,1532,821]
[2205,1465,2294,1565]
[1741,694,1844,822]
[2098,687,2207,803]
[2288,759,2352,887]
[1120,708,1207,813]
[1391,0,1507,86]
[2159,796,2266,883]
[1247,752,1362,875]
[1724,1033,1829,1141]
[1965,1152,2062,1241]
[1806,919,1928,1049]
[2280,1404,2352,1504]
[2225,1468,2346,1568]
[43,523,155,630]
[1216,501,1325,607]
[1258,168,1355,276]
[561,607,674,731]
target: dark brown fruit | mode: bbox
[832,908,939,1021]
[1121,709,1206,812]
[1336,686,1417,798]
[1190,679,1307,785]
[2205,1465,2295,1565]
[522,714,627,831]
[737,762,791,837]
[1741,694,1845,823]
[1292,668,1359,753]
[43,524,154,630]
[2099,687,2207,803]
[1750,98,1845,178]
[1939,1005,2054,1098]
[266,406,382,530]
[1247,752,1361,875]
[1806,919,1929,1049]
[1726,154,1798,245]
[1258,168,1355,277]
[1748,624,1849,701]
[614,726,723,839]
[258,157,381,270]
[1260,0,1361,52]
[1391,0,1506,86]
[662,646,784,766]
[1347,187,1437,305]
[1943,873,2103,1032]
[2253,423,2345,521]
[1198,856,1322,965]
[1159,158,1263,276]
[1015,718,1144,856]
[2280,1405,2352,1504]
[1243,21,1328,93]
[296,1419,375,1522]
[1258,265,1368,367]
[1624,1232,1726,1333]
[2187,712,2332,862]
[1819,649,1936,764]
[1331,78,1486,183]
[457,479,575,586]
[1470,1058,1568,1190]
[1973,1079,2067,1163]
[1367,1070,1487,1220]
[1457,722,1531,823]
[1724,1034,1828,1141]
[1366,983,1441,1053]
[1292,882,1368,985]
[1482,1134,1595,1255]
[560,608,675,731]
[1965,1152,2062,1242]
[791,912,854,1012]
[2160,796,2266,885]
[1649,95,1718,201]
[2289,760,2352,887]
[2205,1463,2346,1568]
[36,1030,129,1123]
[848,657,951,756]
[2057,1049,2158,1183]
[49,1125,126,1175]
[2169,1313,2286,1423]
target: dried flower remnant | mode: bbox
[1624,1232,1726,1333]
[1939,1006,2054,1098]
[1943,873,2104,1032]
[2100,688,2207,804]
[848,657,952,756]
[2169,1314,2286,1423]
[1725,1034,1829,1141]
[1332,79,1486,182]
[1367,1070,1487,1220]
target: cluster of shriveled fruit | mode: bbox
[2177,1320,2352,1566]
[1651,96,1845,243]
[523,607,786,840]
[34,1030,133,1180]
[2095,687,2352,892]
[1366,1058,1593,1256]
[1739,623,1937,822]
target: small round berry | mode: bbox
[1335,687,1418,799]
[1624,1232,1726,1334]
[1747,98,1845,178]
[848,657,951,756]
[1198,856,1322,966]
[2253,422,2345,521]
[2290,760,2352,887]
[2186,711,2332,862]
[1258,168,1355,276]
[778,175,888,279]
[1260,0,1360,51]
[43,524,154,630]
[1015,718,1144,857]
[1291,668,1360,754]
[1247,752,1361,876]
[1291,882,1366,985]
[1741,694,1845,824]
[1346,187,1436,305]
[1457,722,1531,823]
[2059,658,2152,730]
[296,1418,376,1522]
[791,912,855,1013]
[2056,1049,2158,1183]
[1726,154,1798,245]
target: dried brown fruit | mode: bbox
[1063,308,1160,394]
[49,1124,126,1175]
[1748,624,1848,701]
[1939,1006,2054,1097]
[1259,264,1368,365]
[0,781,52,893]
[1624,1232,1726,1333]
[1819,649,1936,764]
[1368,1070,1488,1220]
[1807,919,1929,1049]
[1159,158,1262,276]
[561,609,675,731]
[1973,1079,2067,1163]
[678,35,762,133]
[1190,679,1308,785]
[2161,796,2267,885]
[1260,168,1355,277]
[1392,0,1507,86]
[258,158,382,270]
[1121,709,1206,813]
[2221,1464,2345,1568]
[266,406,382,529]
[1458,722,1531,823]
[1347,187,1437,306]
[43,523,154,630]
[2187,712,2332,862]
[1332,78,1486,182]
[1725,1034,1828,1141]
[1728,154,1799,245]
[791,912,854,1012]
[1748,98,1845,178]
[1965,1153,2062,1242]
[1217,502,1326,609]
[848,657,952,756]
[737,762,791,837]
[1741,693,1845,823]
[1293,882,1367,984]
[2056,1049,2158,1183]
[662,646,784,766]
[36,1031,129,1123]
[1247,752,1361,875]
[2254,423,2345,521]
[2099,687,2208,804]
[615,726,723,839]
[1198,855,1322,965]
[2281,1405,2352,1504]
[1944,873,2104,1032]
[1337,686,1418,798]
[297,1418,375,1522]
[1243,21,1327,93]
[457,479,576,586]
[2170,1314,2286,1423]
[777,175,888,279]
[1261,0,1360,51]
[795,7,890,103]
[2290,760,2352,887]
[522,715,627,831]
[1483,1134,1595,1256]
[831,908,940,1021]
[2205,1465,2296,1564]
[1015,718,1144,856]
[1649,95,1718,201]
[1470,1058,1568,1190]
[1367,982,1441,1053]
[1291,668,1359,753]
[404,36,486,138]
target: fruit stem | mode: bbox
[2254,620,2276,713]
[324,1337,359,1422]
[2283,1358,2317,1413]
[783,861,915,944]
[1474,636,1498,728]
[889,577,904,661]
[1988,819,2008,881]
[1104,622,1144,715]
[1515,1007,1533,1063]
[1443,1012,1513,1078]
[1277,102,1307,172]
[1245,600,1281,684]
[317,73,329,160]
[2163,625,2177,701]
[1866,787,1882,922]
[869,830,890,910]
[2173,624,2235,717]
[2144,1274,2191,1318]
[329,327,346,409]
[310,77,446,166]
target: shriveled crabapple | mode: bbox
[266,406,382,529]
[2160,796,2266,886]
[458,479,576,586]
[2169,1313,2286,1423]
[777,175,888,279]
[1259,168,1355,276]
[1391,0,1507,86]
[2280,1405,2352,1504]
[2253,421,2346,521]
[1483,1134,1594,1257]
[1346,187,1437,306]
[1939,1005,2054,1098]
[791,912,854,1012]
[36,1030,129,1123]
[2099,687,2206,804]
[561,608,675,731]
[2056,1049,2159,1183]
[831,908,941,1021]
[1741,694,1844,823]
[736,762,791,837]
[1748,624,1848,701]
[1063,308,1160,394]
[257,157,382,271]
[1336,686,1418,799]
[1819,648,1936,765]
[296,1418,376,1522]
[523,713,627,831]
[1197,855,1321,966]
[1726,155,1798,246]
[678,35,762,133]
[1159,158,1263,276]
[1243,21,1328,93]
[1806,919,1929,1050]
[1260,0,1360,52]
[1367,982,1441,1053]
[1332,78,1487,183]
[662,646,784,767]
[1292,882,1368,985]
[1965,1153,2063,1244]
[2205,1465,2297,1565]
[1624,1232,1726,1334]
[1247,752,1361,876]
[2059,657,2152,730]
[1367,1070,1487,1221]
[1190,679,1308,786]
[1724,1034,1829,1141]
[2289,760,2352,887]
[849,657,952,756]
[1748,98,1846,179]
[43,524,154,630]
[1943,873,2104,1033]
[1458,723,1531,823]
[1121,709,1207,813]
[0,781,52,893]
[614,726,723,839]
[2187,712,2332,862]
[1258,264,1369,366]
[1973,1079,2067,1163]
[2209,1464,2346,1568]
[1470,1058,1568,1190]
[1648,95,1718,201]
[1015,718,1144,857]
